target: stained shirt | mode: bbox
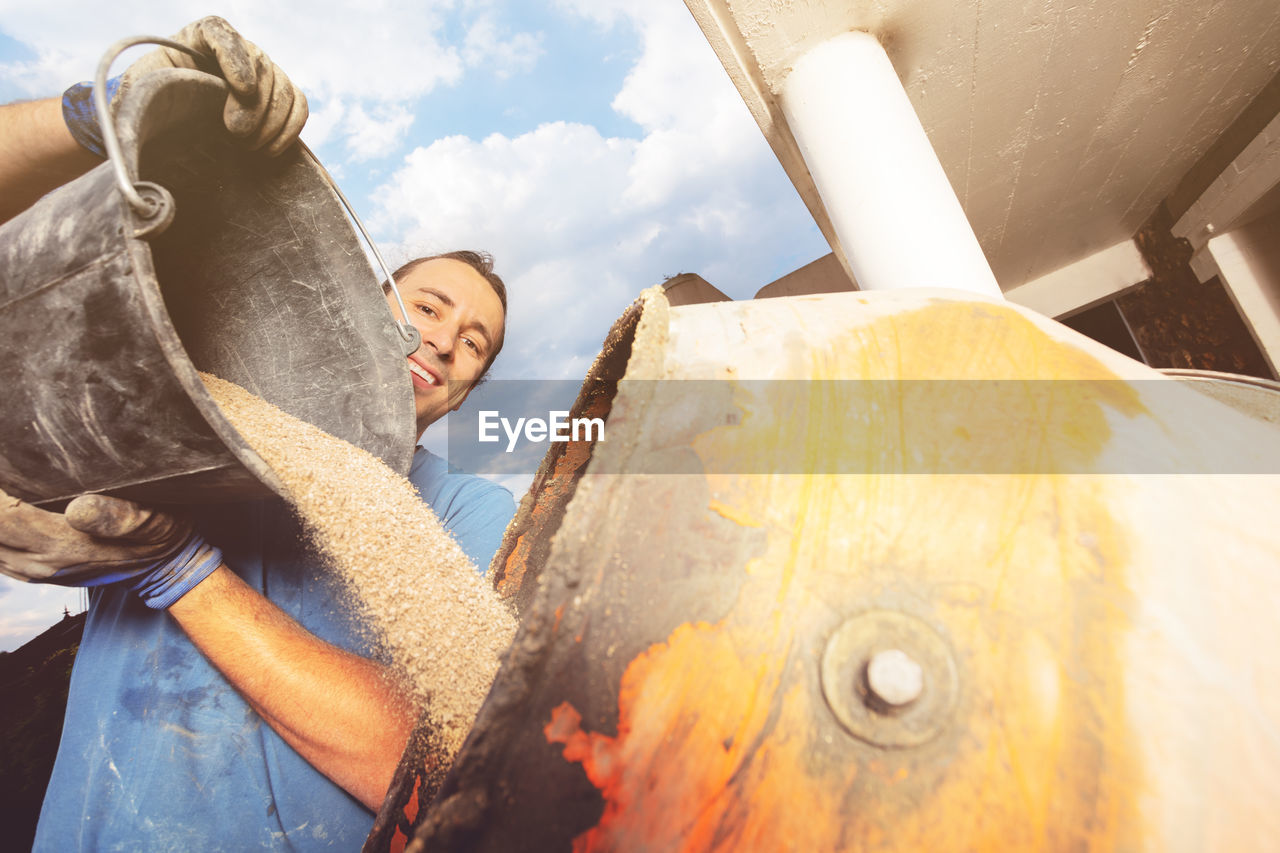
[34,449,514,851]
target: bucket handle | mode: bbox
[94,36,200,220]
[93,37,422,356]
[295,141,423,357]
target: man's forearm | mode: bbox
[168,564,417,810]
[0,97,101,226]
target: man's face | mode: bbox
[389,258,506,436]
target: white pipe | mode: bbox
[780,31,1003,297]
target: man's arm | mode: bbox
[169,565,417,810]
[1,488,417,809]
[0,98,101,226]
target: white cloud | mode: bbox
[372,130,817,382]
[462,13,545,79]
[302,98,415,162]
[377,122,638,256]
[342,103,416,161]
[0,1,536,167]
[367,1,825,382]
[607,2,728,130]
[0,1,464,101]
[551,0,628,30]
[300,95,348,149]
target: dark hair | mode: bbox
[386,250,508,379]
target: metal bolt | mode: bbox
[822,612,957,746]
[865,649,924,708]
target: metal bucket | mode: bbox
[0,69,414,506]
[372,289,1280,851]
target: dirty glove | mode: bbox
[62,15,308,158]
[0,488,223,610]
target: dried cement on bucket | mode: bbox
[200,373,516,757]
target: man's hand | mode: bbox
[120,16,308,156]
[0,489,223,608]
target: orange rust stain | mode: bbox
[496,532,535,599]
[495,421,599,600]
[543,300,1145,850]
[388,787,419,853]
[545,622,842,852]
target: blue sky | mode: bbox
[0,0,829,650]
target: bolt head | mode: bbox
[866,649,924,707]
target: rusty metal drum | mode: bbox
[372,288,1280,852]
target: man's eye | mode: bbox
[462,337,480,354]
[416,304,437,318]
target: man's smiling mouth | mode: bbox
[408,360,439,386]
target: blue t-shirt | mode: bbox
[34,450,514,852]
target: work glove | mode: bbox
[62,15,308,158]
[0,488,223,610]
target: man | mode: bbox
[0,17,515,849]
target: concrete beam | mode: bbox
[1004,240,1150,319]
